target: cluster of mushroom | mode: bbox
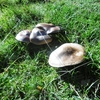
[15,23,60,45]
[15,23,85,68]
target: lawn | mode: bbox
[0,0,100,99]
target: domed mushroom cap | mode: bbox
[46,26,61,34]
[36,23,54,30]
[30,27,52,45]
[35,23,60,34]
[15,30,31,42]
[48,43,85,67]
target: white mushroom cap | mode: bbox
[35,23,60,34]
[36,23,54,31]
[15,30,31,42]
[30,27,52,45]
[46,26,61,34]
[48,43,85,67]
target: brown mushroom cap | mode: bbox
[48,43,85,67]
[15,30,31,43]
[30,27,52,45]
[35,23,60,34]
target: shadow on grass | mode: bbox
[16,0,51,4]
[56,60,100,98]
[26,43,47,59]
[0,56,9,73]
[0,42,28,73]
[26,41,61,59]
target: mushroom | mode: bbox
[15,23,60,44]
[48,43,85,67]
[30,27,52,45]
[35,23,61,34]
[15,30,31,43]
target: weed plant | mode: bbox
[0,0,100,99]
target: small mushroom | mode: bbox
[46,26,61,34]
[35,23,60,34]
[15,30,31,43]
[48,43,85,67]
[30,27,52,45]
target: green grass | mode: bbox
[0,0,100,99]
